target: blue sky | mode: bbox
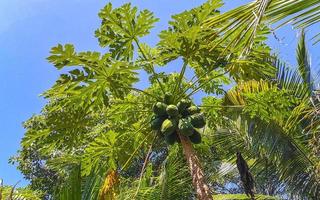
[0,0,319,187]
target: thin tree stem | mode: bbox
[121,86,161,101]
[121,130,152,171]
[198,105,244,108]
[176,69,229,102]
[134,39,166,95]
[173,61,188,102]
[186,70,229,98]
[111,101,153,106]
[134,135,157,198]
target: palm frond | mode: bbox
[296,29,313,90]
[209,0,271,55]
[220,79,320,198]
[274,58,310,98]
[98,170,119,200]
[214,116,320,198]
[212,193,278,199]
[0,181,42,200]
[224,79,275,106]
[117,145,193,200]
[55,165,82,200]
[204,0,320,55]
[82,165,107,200]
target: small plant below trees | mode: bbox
[0,179,42,200]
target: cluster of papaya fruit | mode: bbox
[150,93,205,145]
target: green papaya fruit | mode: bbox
[177,99,191,117]
[180,110,190,118]
[166,105,179,117]
[189,129,202,144]
[150,115,165,131]
[161,119,177,135]
[153,102,167,116]
[178,118,194,136]
[164,92,174,104]
[177,99,191,111]
[187,106,200,115]
[165,131,179,145]
[189,113,206,128]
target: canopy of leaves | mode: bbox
[12,0,320,199]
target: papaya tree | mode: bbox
[13,0,320,199]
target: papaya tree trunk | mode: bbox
[178,133,212,200]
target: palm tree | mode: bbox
[210,27,320,199]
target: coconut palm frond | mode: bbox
[214,116,320,198]
[219,77,320,198]
[274,59,310,98]
[205,0,272,55]
[55,165,82,200]
[82,164,107,200]
[296,29,313,90]
[224,79,275,106]
[204,0,320,54]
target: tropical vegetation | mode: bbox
[5,0,320,199]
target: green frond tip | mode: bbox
[212,194,278,200]
[296,29,312,90]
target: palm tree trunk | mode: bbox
[178,133,212,200]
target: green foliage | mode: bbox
[296,30,312,90]
[82,130,134,174]
[204,0,320,54]
[55,166,81,200]
[13,0,320,199]
[46,46,139,109]
[215,79,319,198]
[116,146,194,199]
[158,0,222,64]
[0,180,42,200]
[95,3,159,60]
[275,59,310,98]
[201,96,224,129]
[212,194,278,200]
